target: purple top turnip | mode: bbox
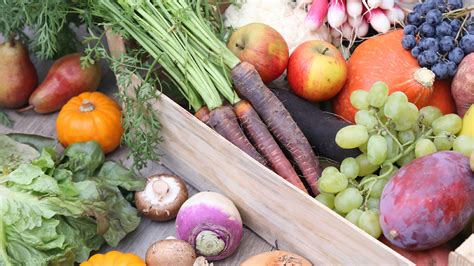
[175,192,243,261]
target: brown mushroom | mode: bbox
[146,239,196,266]
[135,173,188,221]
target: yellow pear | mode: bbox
[460,104,474,137]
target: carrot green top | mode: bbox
[94,0,242,110]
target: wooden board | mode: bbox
[106,32,414,265]
[0,55,272,265]
[449,234,474,266]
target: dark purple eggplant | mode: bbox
[270,88,360,162]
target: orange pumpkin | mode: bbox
[80,251,145,266]
[56,91,124,154]
[425,79,456,114]
[333,30,452,123]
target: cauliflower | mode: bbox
[224,0,331,53]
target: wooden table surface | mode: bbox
[0,57,273,265]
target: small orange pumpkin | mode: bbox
[80,251,145,266]
[56,91,124,154]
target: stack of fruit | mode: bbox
[401,0,474,79]
[0,37,124,155]
[315,80,474,238]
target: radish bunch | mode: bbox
[304,0,406,50]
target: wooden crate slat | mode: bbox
[449,234,474,266]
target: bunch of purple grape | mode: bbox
[401,0,473,80]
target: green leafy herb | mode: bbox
[82,30,163,170]
[116,63,164,170]
[0,1,88,59]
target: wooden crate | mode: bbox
[105,31,473,265]
[449,235,474,266]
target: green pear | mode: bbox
[0,38,38,108]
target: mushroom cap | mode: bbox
[135,173,188,221]
[146,239,196,266]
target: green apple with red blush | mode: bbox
[287,40,347,102]
[227,23,289,84]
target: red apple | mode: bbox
[227,23,289,84]
[287,40,347,102]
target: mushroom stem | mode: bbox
[152,179,170,199]
[195,231,225,257]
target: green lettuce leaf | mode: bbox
[52,168,73,182]
[15,174,60,195]
[58,141,105,182]
[102,194,141,247]
[1,219,11,266]
[56,217,104,262]
[0,186,56,231]
[9,219,65,250]
[5,164,44,185]
[0,111,13,128]
[52,168,80,199]
[0,135,39,174]
[6,133,56,152]
[92,161,144,246]
[0,139,145,265]
[3,219,74,266]
[4,238,53,266]
[97,161,145,191]
[74,181,100,201]
[32,148,56,171]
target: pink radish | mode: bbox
[304,0,329,30]
[384,5,405,25]
[356,18,370,37]
[331,27,342,38]
[394,5,406,22]
[346,0,363,18]
[349,15,363,27]
[365,8,390,33]
[328,0,347,28]
[368,0,381,9]
[384,8,399,24]
[341,22,353,39]
[379,0,394,10]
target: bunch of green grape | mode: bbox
[316,81,474,239]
